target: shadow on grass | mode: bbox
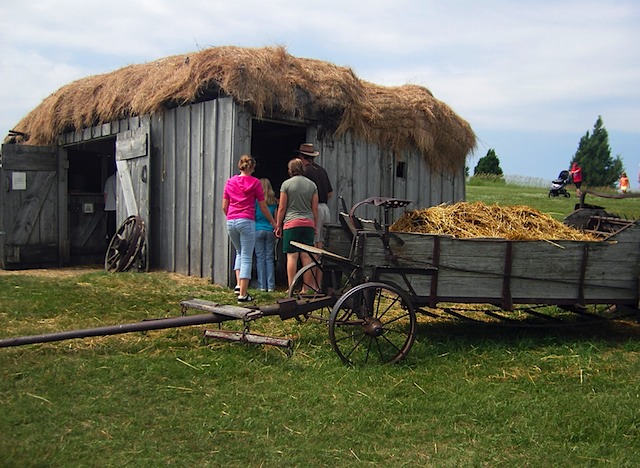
[413,306,640,351]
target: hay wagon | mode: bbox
[280,196,640,364]
[2,196,638,366]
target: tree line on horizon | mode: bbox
[469,116,625,188]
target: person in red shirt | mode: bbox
[570,162,583,197]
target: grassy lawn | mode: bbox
[1,183,639,466]
[467,181,640,221]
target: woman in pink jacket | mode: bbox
[222,155,277,303]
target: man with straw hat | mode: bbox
[296,143,333,249]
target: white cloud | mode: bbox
[345,0,640,134]
[1,0,638,179]
[0,47,89,130]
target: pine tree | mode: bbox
[474,149,503,176]
[571,116,624,187]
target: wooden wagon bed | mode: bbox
[324,218,640,311]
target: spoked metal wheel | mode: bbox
[329,282,417,365]
[104,215,146,273]
[288,262,358,322]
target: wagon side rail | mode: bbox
[326,222,640,312]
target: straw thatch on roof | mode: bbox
[5,45,475,173]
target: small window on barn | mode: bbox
[396,161,406,179]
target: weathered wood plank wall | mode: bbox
[354,225,640,306]
[55,99,466,285]
[149,97,249,284]
[59,115,146,146]
[315,128,465,224]
[0,145,60,267]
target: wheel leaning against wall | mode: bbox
[104,215,147,273]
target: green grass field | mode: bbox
[1,183,639,466]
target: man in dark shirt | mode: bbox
[296,143,333,248]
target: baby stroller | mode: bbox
[548,170,570,197]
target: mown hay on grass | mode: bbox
[390,202,599,241]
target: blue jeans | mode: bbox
[255,229,276,290]
[226,218,256,280]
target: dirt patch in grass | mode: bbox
[0,266,103,278]
[0,266,212,288]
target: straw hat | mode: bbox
[296,143,320,157]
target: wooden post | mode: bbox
[577,244,589,306]
[501,241,513,311]
[429,236,440,308]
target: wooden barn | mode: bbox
[0,45,475,286]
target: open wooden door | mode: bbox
[114,123,150,269]
[0,144,65,269]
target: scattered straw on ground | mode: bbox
[0,267,214,287]
[0,266,102,277]
[390,202,599,241]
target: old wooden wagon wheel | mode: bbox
[328,282,417,365]
[104,215,146,273]
[287,262,358,322]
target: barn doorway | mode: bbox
[65,137,116,265]
[250,119,307,287]
[250,119,307,194]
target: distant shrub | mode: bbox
[467,173,506,186]
[504,175,548,187]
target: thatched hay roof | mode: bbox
[6,45,475,173]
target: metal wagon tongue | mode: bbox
[0,296,337,351]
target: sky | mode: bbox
[1,0,639,188]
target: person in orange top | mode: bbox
[619,172,630,193]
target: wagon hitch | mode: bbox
[0,295,336,351]
[203,329,293,350]
[185,296,336,352]
[0,312,226,348]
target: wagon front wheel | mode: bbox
[288,262,357,322]
[329,282,417,365]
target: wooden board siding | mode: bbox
[152,108,176,273]
[50,100,466,285]
[314,129,465,225]
[115,125,150,221]
[189,105,205,278]
[173,105,191,275]
[58,116,146,146]
[149,97,247,283]
[0,144,62,268]
[326,223,640,308]
[57,100,246,283]
[319,131,390,222]
[214,99,248,286]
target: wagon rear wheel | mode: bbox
[329,282,417,365]
[288,262,358,322]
